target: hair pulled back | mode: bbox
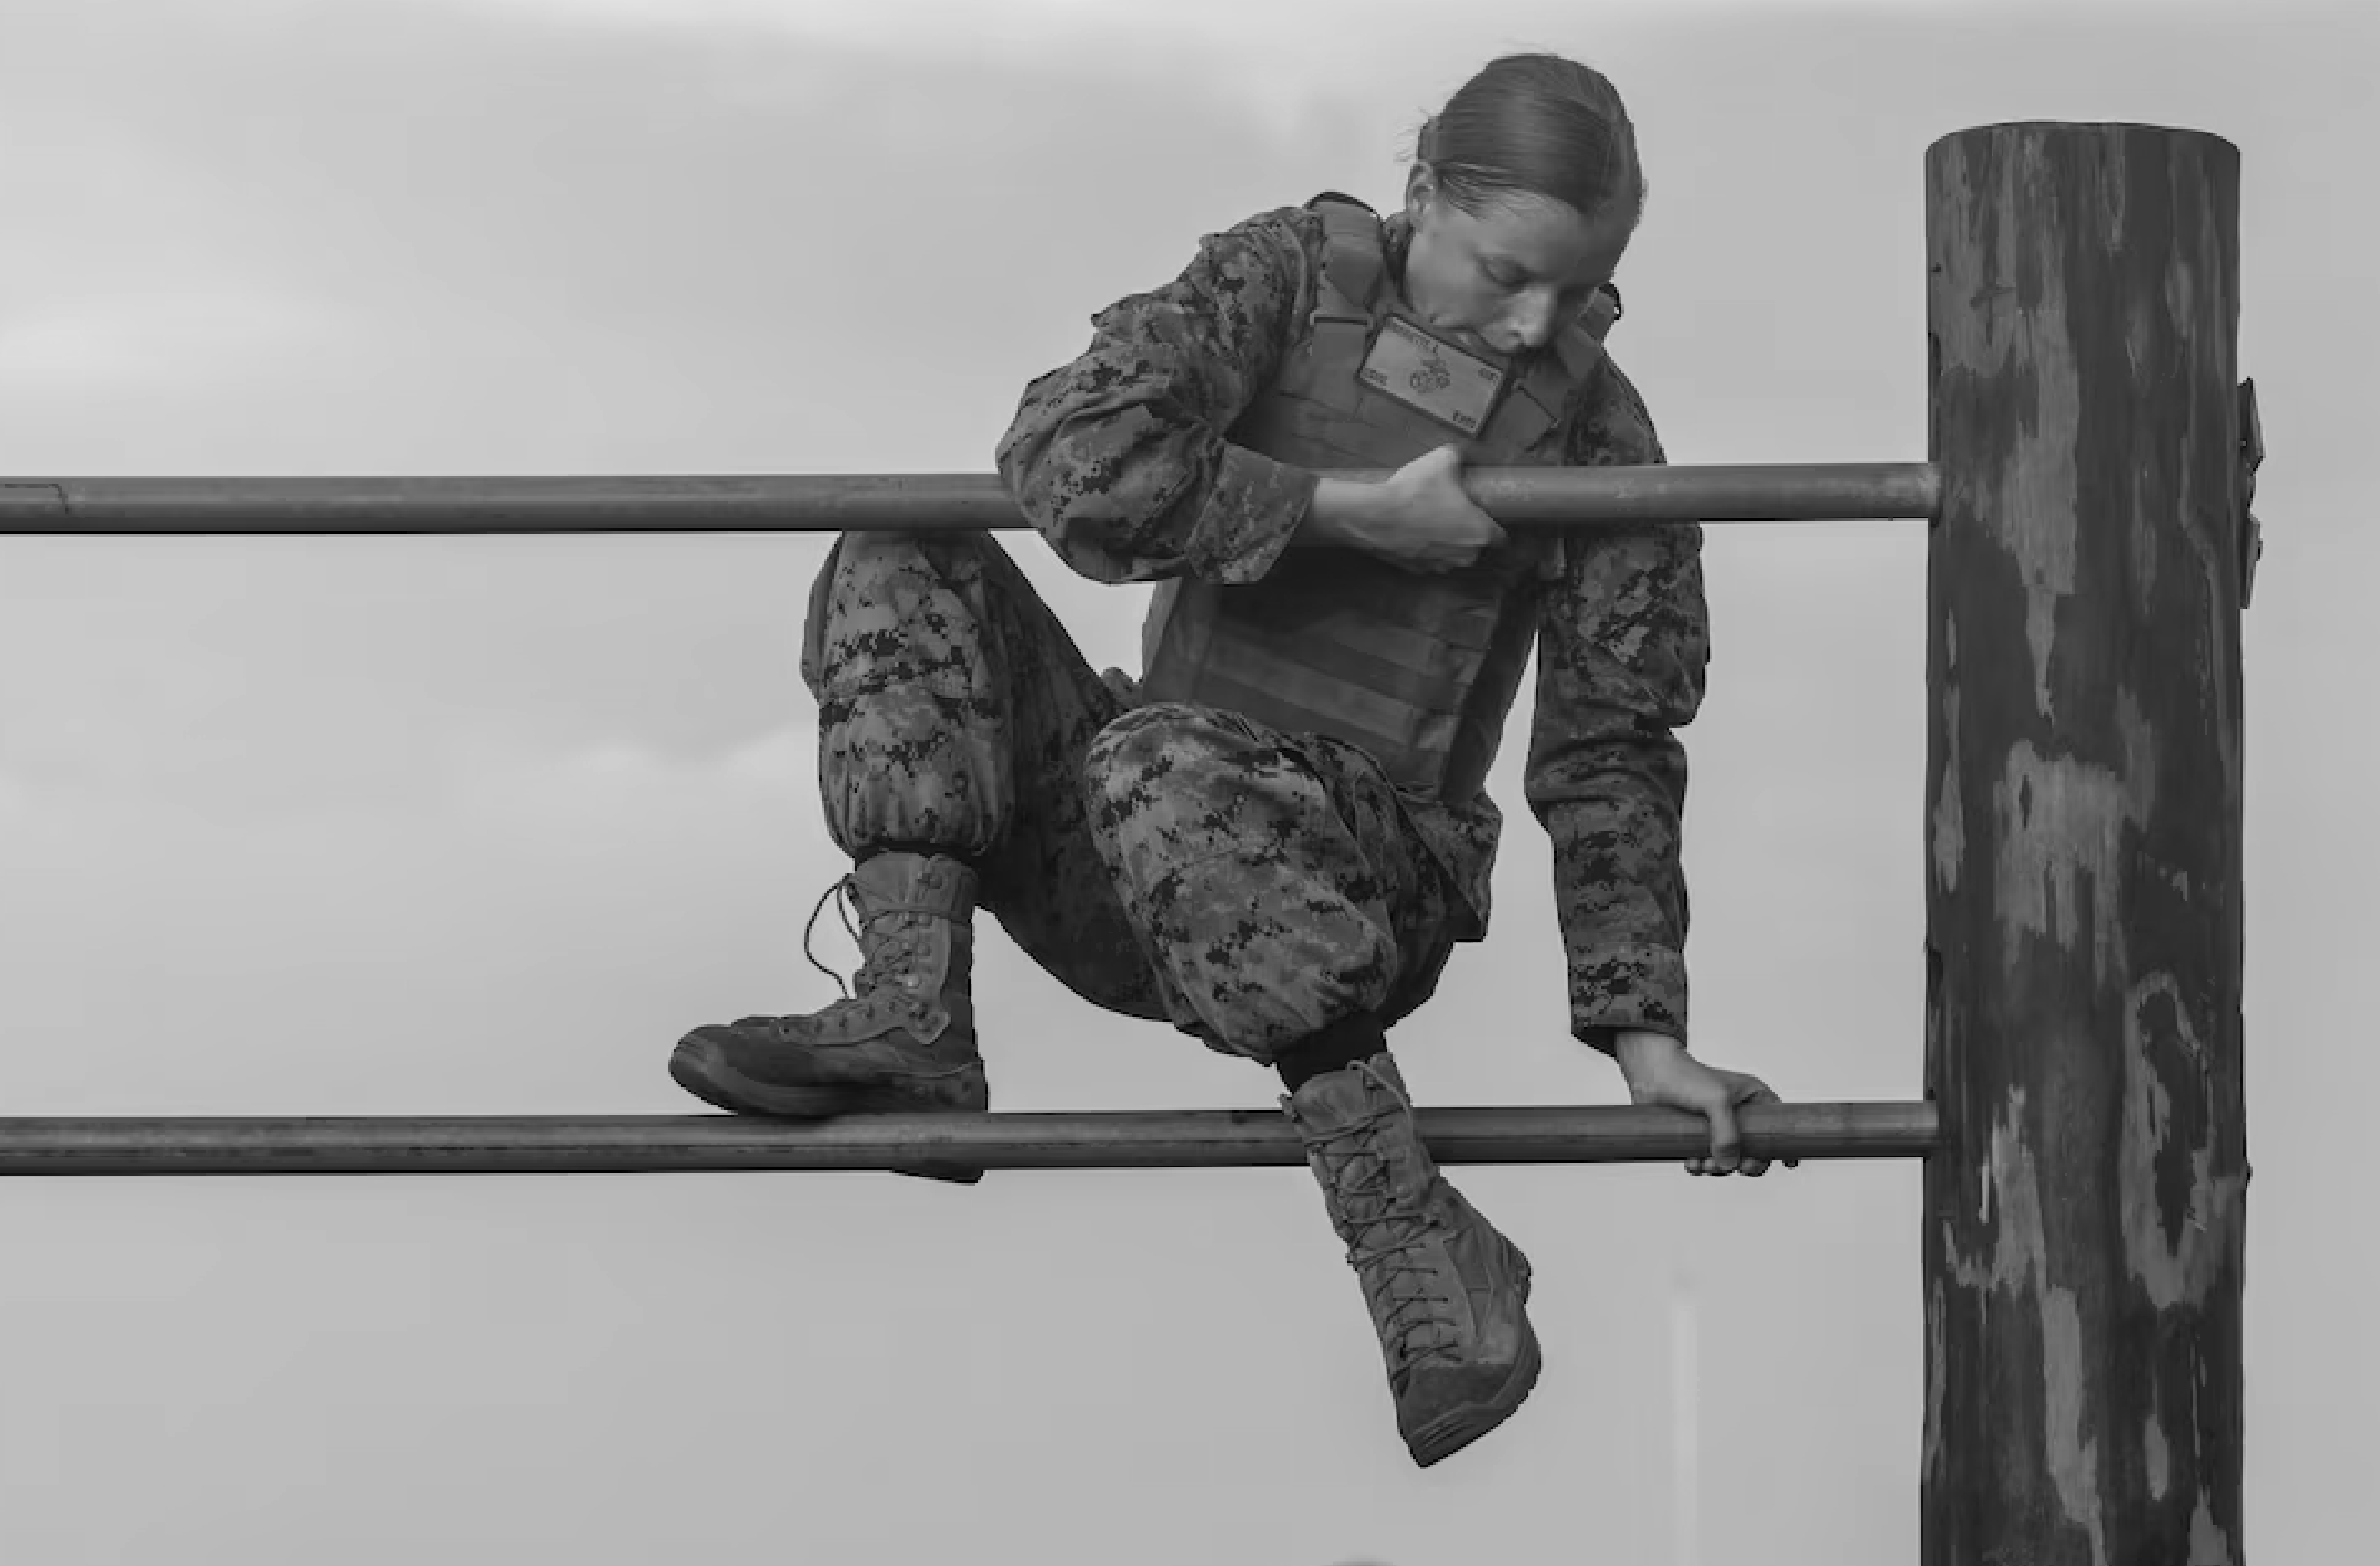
[1417,54,1643,227]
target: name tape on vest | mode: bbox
[1358,316,1507,436]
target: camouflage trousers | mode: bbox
[802,530,1467,1061]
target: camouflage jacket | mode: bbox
[994,205,1709,1051]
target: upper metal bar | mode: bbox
[0,1100,1936,1176]
[0,464,1939,536]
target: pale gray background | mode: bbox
[0,1,2362,1562]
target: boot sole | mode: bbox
[667,1039,986,1187]
[1405,1245,1540,1469]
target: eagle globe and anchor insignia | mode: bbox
[1359,314,1508,435]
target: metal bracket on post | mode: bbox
[2239,378,2264,608]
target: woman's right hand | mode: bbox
[1306,444,1509,574]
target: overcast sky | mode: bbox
[0,2,2365,1562]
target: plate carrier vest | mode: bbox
[1137,194,1620,803]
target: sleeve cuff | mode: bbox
[1567,943,1688,1052]
[1184,446,1318,584]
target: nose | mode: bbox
[1493,288,1559,354]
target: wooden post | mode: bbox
[1924,124,2248,1562]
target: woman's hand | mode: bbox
[1611,1029,1796,1177]
[1305,445,1507,573]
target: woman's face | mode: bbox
[1400,167,1634,358]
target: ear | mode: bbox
[1402,162,1437,224]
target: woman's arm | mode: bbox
[1524,355,1710,1055]
[994,208,1327,586]
[1525,357,1788,1177]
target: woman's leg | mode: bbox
[1078,701,1461,1060]
[1080,701,1538,1468]
[670,530,1163,1128]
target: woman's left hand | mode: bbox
[1611,1029,1797,1177]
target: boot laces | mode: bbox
[800,874,930,1004]
[801,874,862,1000]
[1302,1077,1461,1369]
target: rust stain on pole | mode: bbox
[1924,123,2247,1566]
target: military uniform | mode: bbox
[799,525,1472,1057]
[673,195,1710,1465]
[797,200,1705,1056]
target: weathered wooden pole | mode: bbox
[1924,123,2249,1563]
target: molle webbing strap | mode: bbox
[1309,195,1387,316]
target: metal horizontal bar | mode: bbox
[0,1101,1935,1176]
[0,463,1939,536]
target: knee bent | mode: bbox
[1081,703,1247,802]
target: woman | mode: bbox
[669,52,1787,1468]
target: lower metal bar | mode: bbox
[0,1101,1936,1176]
[0,463,1939,535]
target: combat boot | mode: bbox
[1282,1053,1541,1467]
[670,852,986,1180]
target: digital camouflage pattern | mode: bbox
[805,530,1463,1059]
[803,529,1157,1024]
[992,205,1709,1051]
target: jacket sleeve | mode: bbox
[1524,357,1711,1053]
[993,208,1326,586]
